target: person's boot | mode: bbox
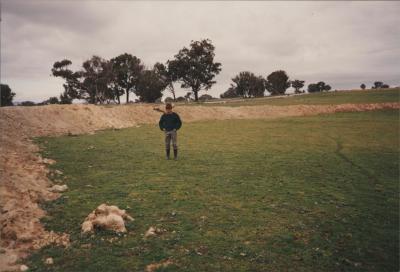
[173,148,178,160]
[166,148,170,160]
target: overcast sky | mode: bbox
[1,1,399,102]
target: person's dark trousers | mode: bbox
[165,130,178,159]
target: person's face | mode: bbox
[166,108,172,113]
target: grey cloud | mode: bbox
[1,1,399,102]
[2,0,108,33]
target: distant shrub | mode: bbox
[220,87,238,98]
[199,94,214,101]
[164,97,174,103]
[372,81,390,89]
[20,101,36,106]
[308,81,331,93]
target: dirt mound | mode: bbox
[81,204,134,233]
[0,102,398,271]
[1,103,399,138]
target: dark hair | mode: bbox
[165,103,172,110]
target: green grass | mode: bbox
[29,109,399,271]
[180,88,400,107]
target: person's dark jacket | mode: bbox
[159,112,182,131]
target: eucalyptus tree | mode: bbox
[169,39,221,101]
[110,53,144,103]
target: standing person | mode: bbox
[159,103,182,160]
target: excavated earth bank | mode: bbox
[0,102,399,270]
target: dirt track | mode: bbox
[0,102,399,271]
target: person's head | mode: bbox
[165,103,173,113]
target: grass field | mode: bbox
[29,109,399,271]
[186,88,400,107]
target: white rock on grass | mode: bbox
[81,204,134,233]
[20,265,29,271]
[144,226,157,238]
[49,184,68,192]
[43,158,56,165]
[45,257,54,265]
[144,226,165,238]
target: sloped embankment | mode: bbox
[0,102,398,271]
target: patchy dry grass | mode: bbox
[29,109,399,271]
[185,88,400,107]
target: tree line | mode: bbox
[360,82,390,90]
[50,39,221,105]
[0,38,395,106]
[219,72,395,99]
[220,70,332,99]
